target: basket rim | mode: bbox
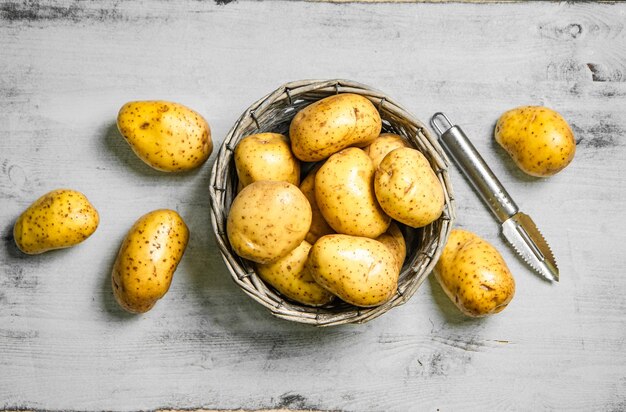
[208,78,456,326]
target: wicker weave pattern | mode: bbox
[209,79,456,326]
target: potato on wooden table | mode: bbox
[117,100,212,172]
[495,105,576,177]
[13,189,99,254]
[434,229,515,317]
[111,209,189,314]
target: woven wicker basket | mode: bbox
[209,79,456,326]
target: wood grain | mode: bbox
[1,1,625,411]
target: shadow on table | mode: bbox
[428,273,483,326]
[2,220,90,304]
[99,236,137,320]
[101,121,165,177]
[101,121,205,180]
[3,220,24,260]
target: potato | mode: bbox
[307,234,398,307]
[256,240,335,306]
[111,209,189,313]
[13,189,99,254]
[234,133,300,188]
[375,222,406,273]
[434,229,515,317]
[363,133,410,168]
[117,100,212,172]
[315,147,390,238]
[227,181,312,264]
[299,164,335,244]
[495,106,576,177]
[374,147,444,228]
[289,93,382,162]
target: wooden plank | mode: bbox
[1,1,625,411]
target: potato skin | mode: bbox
[315,147,390,238]
[375,222,406,273]
[13,189,99,254]
[374,147,444,228]
[117,100,212,172]
[111,209,189,314]
[256,240,335,306]
[227,181,312,264]
[289,93,382,162]
[434,229,515,317]
[363,133,410,168]
[299,164,335,244]
[234,133,300,188]
[495,106,576,177]
[307,234,398,307]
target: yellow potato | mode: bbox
[375,222,406,273]
[434,229,515,317]
[227,181,312,264]
[495,106,576,177]
[363,133,410,168]
[299,164,335,244]
[374,147,444,228]
[436,228,474,280]
[13,189,99,254]
[111,209,189,313]
[234,133,300,188]
[289,93,382,162]
[256,240,335,306]
[315,147,390,238]
[307,234,398,307]
[117,100,212,172]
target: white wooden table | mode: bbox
[1,1,625,411]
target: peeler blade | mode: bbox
[501,212,559,282]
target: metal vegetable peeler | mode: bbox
[430,112,559,282]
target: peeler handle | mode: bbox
[431,112,518,223]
